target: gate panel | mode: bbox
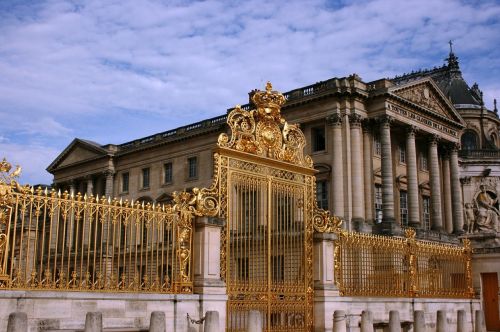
[226,169,308,331]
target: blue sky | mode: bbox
[1,0,499,184]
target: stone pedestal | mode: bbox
[193,216,227,330]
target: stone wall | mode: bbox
[0,290,227,332]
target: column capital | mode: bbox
[84,174,94,181]
[103,170,115,177]
[378,115,394,128]
[428,134,441,145]
[326,113,343,127]
[451,142,461,152]
[349,113,362,128]
[406,125,418,138]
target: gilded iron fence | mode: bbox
[0,160,216,293]
[334,228,474,298]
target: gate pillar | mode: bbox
[314,232,340,332]
[193,216,227,330]
[194,216,226,294]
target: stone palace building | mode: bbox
[46,48,500,330]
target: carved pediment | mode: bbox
[47,139,108,171]
[390,79,464,125]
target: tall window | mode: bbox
[311,126,326,152]
[400,191,408,226]
[399,143,406,163]
[374,184,383,223]
[121,172,129,193]
[373,135,381,156]
[461,130,478,150]
[188,157,197,179]
[422,196,431,230]
[142,168,150,189]
[164,162,173,184]
[316,181,328,210]
[419,152,428,171]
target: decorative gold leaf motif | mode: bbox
[218,82,313,168]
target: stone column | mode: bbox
[362,121,374,225]
[86,176,94,196]
[343,112,352,225]
[350,114,365,228]
[247,310,263,332]
[333,310,347,332]
[406,126,420,228]
[413,310,425,332]
[442,152,453,234]
[104,171,115,198]
[149,311,166,332]
[7,312,28,332]
[388,310,401,332]
[376,116,399,235]
[429,135,443,231]
[69,181,76,196]
[327,114,344,219]
[450,145,464,234]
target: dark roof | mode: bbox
[392,51,482,108]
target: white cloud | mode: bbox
[0,0,499,182]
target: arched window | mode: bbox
[461,131,478,150]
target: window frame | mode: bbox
[121,172,129,193]
[316,180,328,210]
[311,126,326,153]
[141,167,150,189]
[163,162,173,185]
[187,156,198,180]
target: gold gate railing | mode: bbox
[0,159,217,293]
[334,228,474,298]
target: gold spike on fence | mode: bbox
[334,228,474,298]
[0,158,217,293]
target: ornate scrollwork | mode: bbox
[218,82,313,168]
[0,158,30,281]
[313,208,343,233]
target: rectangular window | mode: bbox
[122,172,129,193]
[420,153,428,171]
[188,157,197,179]
[164,162,173,184]
[400,191,408,226]
[374,184,383,223]
[422,196,431,230]
[316,180,328,210]
[374,135,381,156]
[311,126,326,152]
[399,143,406,164]
[142,168,150,189]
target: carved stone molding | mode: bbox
[326,113,343,127]
[428,134,441,145]
[378,115,394,129]
[349,113,362,128]
[406,125,418,138]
